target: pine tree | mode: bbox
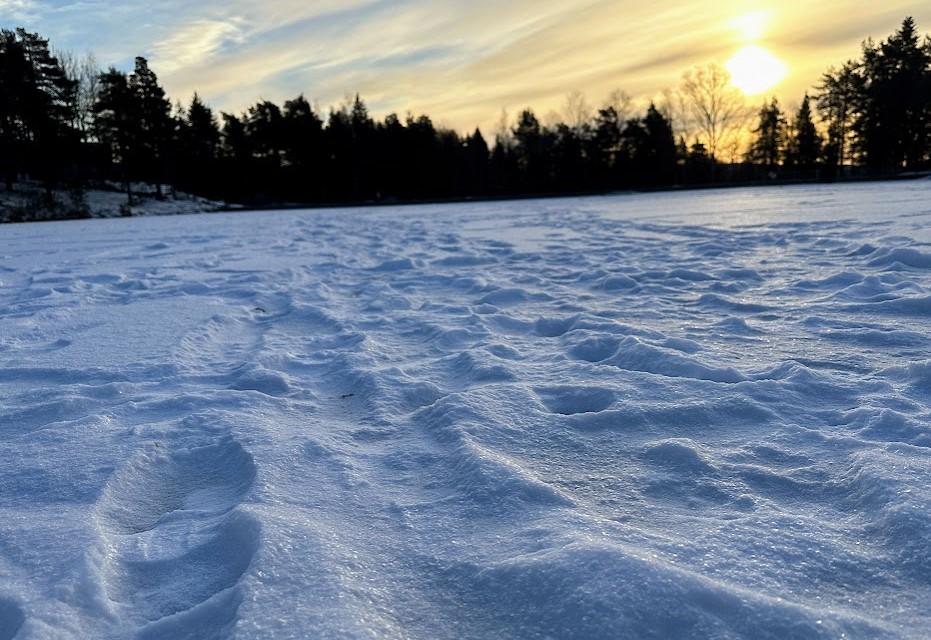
[617,117,647,185]
[219,112,251,201]
[591,106,622,188]
[435,128,464,197]
[512,109,547,191]
[463,128,489,195]
[785,95,822,177]
[93,67,139,201]
[856,17,931,171]
[747,98,787,172]
[282,95,324,200]
[129,57,171,195]
[0,29,78,191]
[685,142,712,183]
[245,101,284,163]
[550,123,586,192]
[220,112,249,161]
[188,94,219,160]
[348,95,376,199]
[0,30,30,189]
[641,103,677,186]
[489,133,518,195]
[406,114,440,198]
[179,94,220,195]
[376,113,407,198]
[816,61,862,173]
[324,106,353,200]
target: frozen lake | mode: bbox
[2,181,931,639]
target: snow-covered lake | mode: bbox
[2,181,931,639]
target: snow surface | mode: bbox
[2,181,931,639]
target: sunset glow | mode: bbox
[726,45,788,95]
[1,1,930,132]
[728,10,772,42]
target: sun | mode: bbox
[726,45,787,96]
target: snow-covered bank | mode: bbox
[1,181,931,638]
[0,182,225,222]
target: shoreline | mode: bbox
[2,172,929,225]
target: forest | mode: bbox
[0,17,930,217]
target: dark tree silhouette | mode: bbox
[784,95,822,177]
[816,61,862,173]
[463,128,490,196]
[747,98,787,172]
[856,17,931,171]
[348,95,376,199]
[93,67,139,201]
[512,110,548,192]
[176,94,221,196]
[0,29,78,193]
[129,57,171,195]
[281,95,325,201]
[550,123,587,192]
[640,103,677,186]
[684,142,713,184]
[590,106,622,188]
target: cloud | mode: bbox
[150,18,246,74]
[0,0,37,21]
[9,0,931,133]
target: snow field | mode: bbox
[1,181,931,638]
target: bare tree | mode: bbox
[603,89,632,124]
[542,110,563,129]
[563,90,592,133]
[494,108,513,149]
[659,87,687,139]
[676,64,751,170]
[60,51,101,141]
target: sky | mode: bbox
[3,1,931,134]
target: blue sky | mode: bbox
[3,1,930,133]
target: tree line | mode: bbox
[0,18,929,213]
[745,17,931,178]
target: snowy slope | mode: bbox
[1,181,931,639]
[0,182,225,222]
